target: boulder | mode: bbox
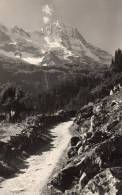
[70,136,81,147]
[76,141,82,150]
[79,105,93,119]
[67,146,77,158]
[79,172,89,189]
[75,105,93,125]
[78,146,83,155]
[107,120,119,131]
[82,168,122,195]
[53,133,122,192]
[51,162,81,191]
[87,130,110,145]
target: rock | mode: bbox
[110,89,114,96]
[67,146,77,158]
[79,172,89,189]
[21,150,29,158]
[54,134,122,192]
[75,105,93,125]
[76,141,82,150]
[65,189,78,195]
[78,146,83,155]
[88,130,110,145]
[79,105,93,119]
[95,105,101,113]
[82,168,122,195]
[111,100,118,107]
[70,136,81,147]
[51,90,122,194]
[107,120,119,131]
[86,132,93,139]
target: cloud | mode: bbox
[43,16,50,24]
[42,4,53,15]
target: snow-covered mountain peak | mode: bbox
[0,3,111,66]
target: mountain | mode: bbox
[0,4,111,67]
[0,4,112,113]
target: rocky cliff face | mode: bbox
[50,89,122,194]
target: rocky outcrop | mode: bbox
[51,90,122,194]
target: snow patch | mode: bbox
[22,57,44,65]
[44,36,74,60]
[63,47,73,58]
[26,39,32,43]
[9,42,17,45]
[41,49,46,54]
[42,4,53,15]
[42,63,47,67]
[54,20,61,29]
[44,36,62,48]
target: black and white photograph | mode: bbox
[0,0,122,194]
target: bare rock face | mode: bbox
[51,90,122,194]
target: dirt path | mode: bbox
[0,120,73,195]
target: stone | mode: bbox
[67,146,77,158]
[70,136,81,147]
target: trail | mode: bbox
[0,120,73,195]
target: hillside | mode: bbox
[0,49,110,114]
[50,88,122,194]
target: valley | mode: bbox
[0,1,121,195]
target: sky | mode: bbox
[0,0,122,54]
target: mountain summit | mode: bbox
[0,4,111,67]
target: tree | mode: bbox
[111,49,122,72]
[0,83,32,122]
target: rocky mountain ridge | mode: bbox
[0,19,111,67]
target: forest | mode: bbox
[0,49,122,122]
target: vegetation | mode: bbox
[0,83,33,122]
[91,49,122,101]
[0,49,122,119]
[111,49,122,72]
